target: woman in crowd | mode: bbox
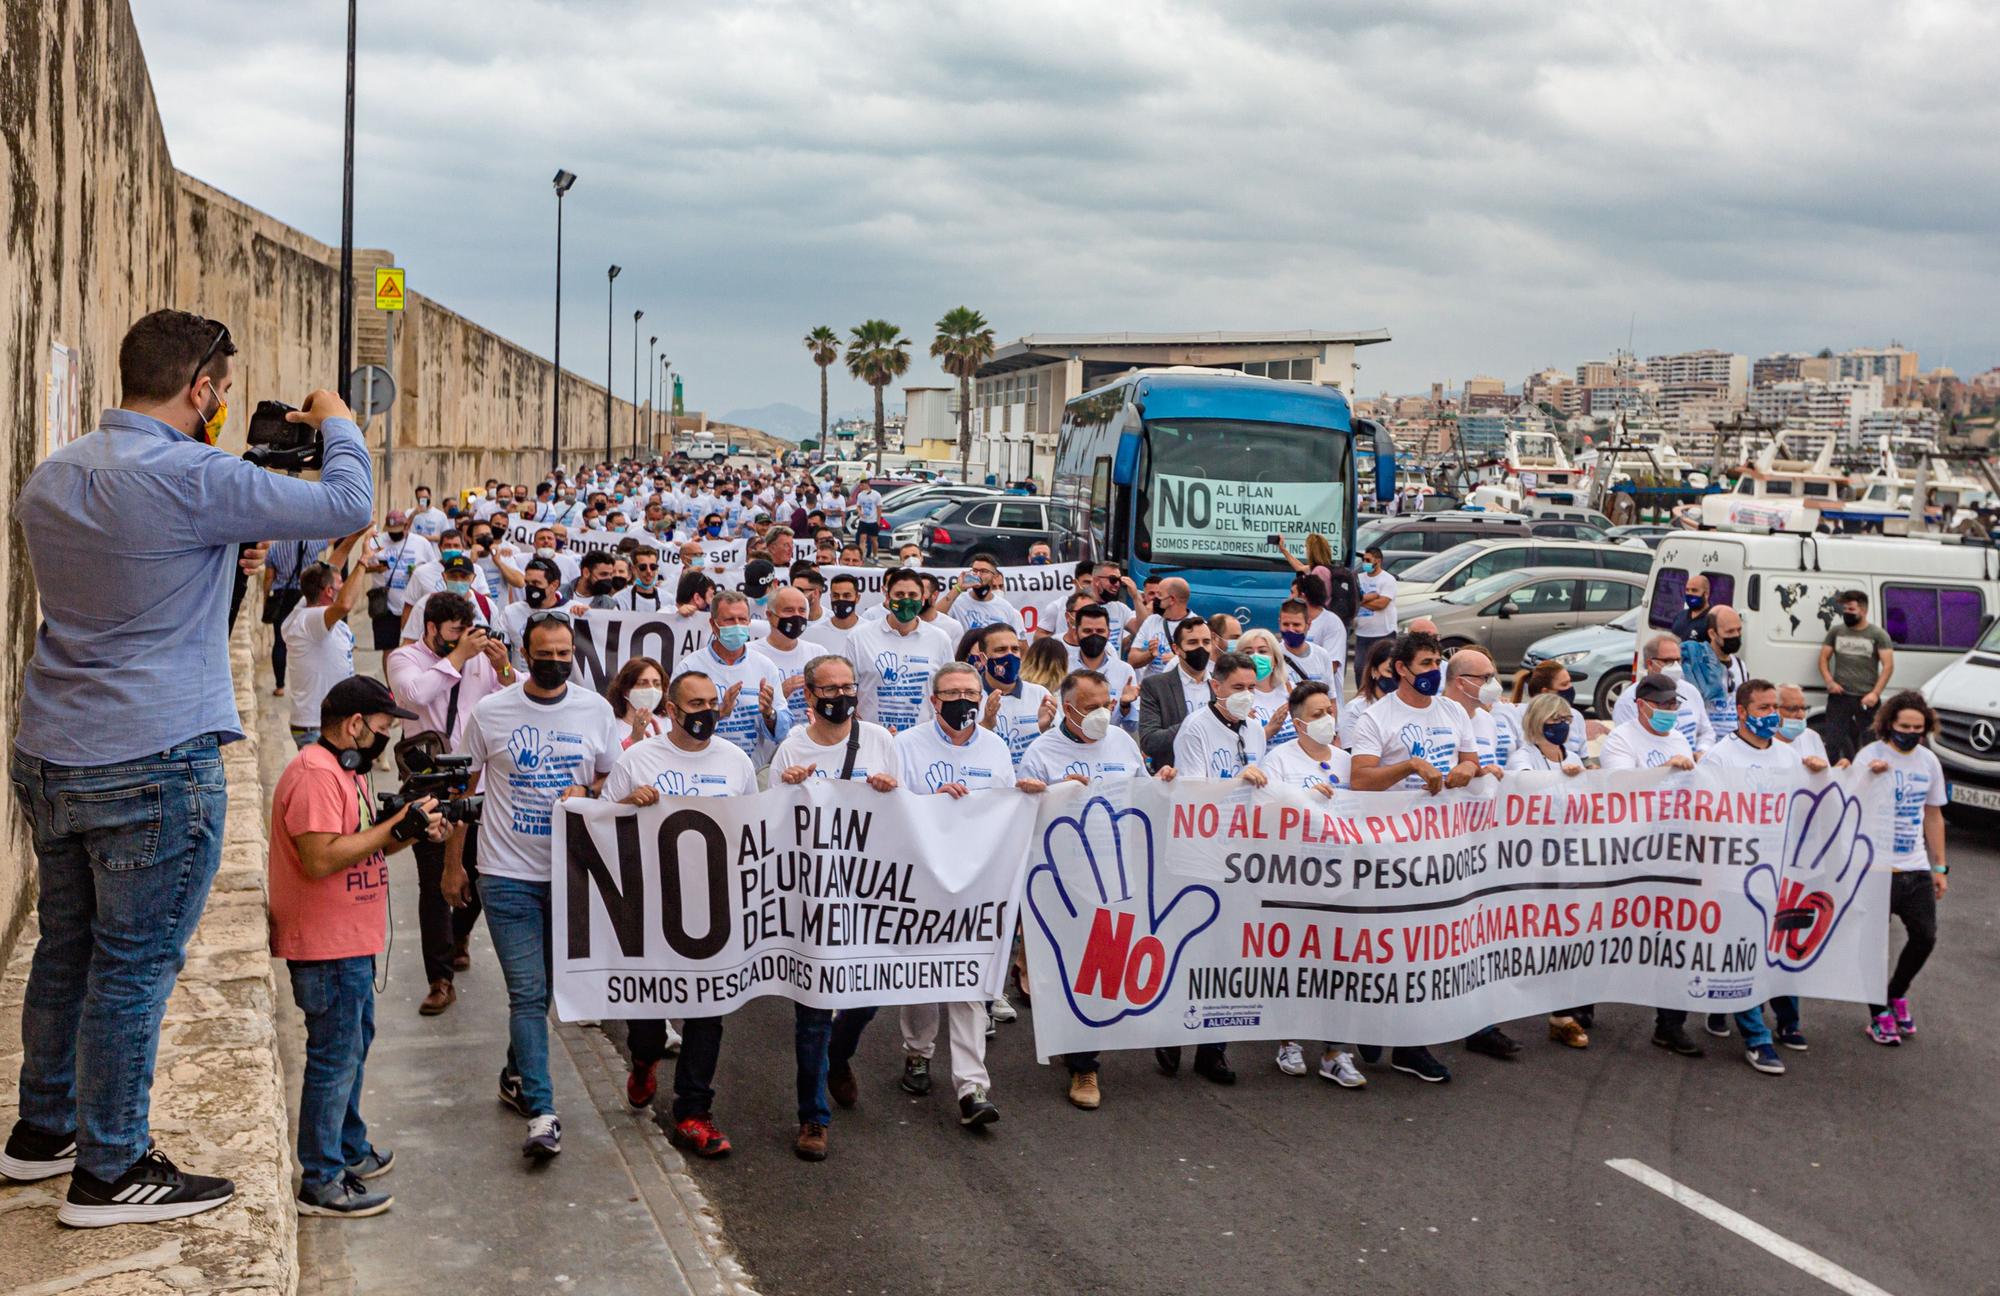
[1022,636,1072,695]
[1856,692,1948,1046]
[1235,628,1298,748]
[1494,660,1587,768]
[607,656,667,747]
[1503,689,1593,1049]
[1339,637,1399,749]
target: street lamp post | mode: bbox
[647,335,659,459]
[632,309,644,461]
[605,265,622,469]
[337,0,356,400]
[549,169,577,473]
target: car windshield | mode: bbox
[1440,571,1523,606]
[1608,605,1644,631]
[1136,418,1350,570]
[1978,616,2000,653]
[1400,543,1488,583]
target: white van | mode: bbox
[1642,531,2000,710]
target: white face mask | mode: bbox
[1304,715,1338,746]
[1077,706,1112,741]
[1478,678,1504,708]
[1222,691,1256,721]
[535,546,556,560]
[627,686,662,714]
[1657,662,1683,682]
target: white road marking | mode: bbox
[1606,1158,1894,1296]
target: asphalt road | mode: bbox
[638,826,2000,1296]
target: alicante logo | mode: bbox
[1026,796,1218,1027]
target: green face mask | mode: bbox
[889,596,924,624]
[1250,653,1273,681]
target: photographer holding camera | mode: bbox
[270,677,445,1217]
[5,309,371,1226]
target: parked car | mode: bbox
[1395,538,1656,600]
[1520,603,1644,716]
[921,495,1087,565]
[1920,621,2000,816]
[1402,568,1647,672]
[1356,511,1536,557]
[846,483,1001,537]
[1604,523,1677,550]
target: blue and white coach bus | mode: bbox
[1049,367,1395,627]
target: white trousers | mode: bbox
[898,1000,990,1099]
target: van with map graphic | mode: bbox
[1641,530,2000,714]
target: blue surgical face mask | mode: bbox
[1645,705,1678,736]
[1779,717,1808,741]
[444,579,472,596]
[1410,667,1442,697]
[1746,712,1782,741]
[1543,721,1572,749]
[1029,554,1049,565]
[1558,685,1577,705]
[716,625,752,652]
[1281,630,1307,651]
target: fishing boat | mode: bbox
[1697,434,1849,532]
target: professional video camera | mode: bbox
[377,752,483,841]
[244,399,324,472]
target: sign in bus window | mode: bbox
[1141,419,1345,562]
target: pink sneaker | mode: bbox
[1890,998,1915,1035]
[1867,1012,1901,1046]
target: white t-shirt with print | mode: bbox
[1127,613,1179,678]
[603,735,757,803]
[1857,739,1947,870]
[672,643,789,766]
[1350,693,1476,791]
[802,618,863,657]
[752,638,818,727]
[773,721,900,782]
[846,620,956,733]
[457,684,623,882]
[1172,705,1267,781]
[1701,733,1803,775]
[378,533,438,614]
[1597,718,1695,771]
[1611,675,1717,753]
[1018,726,1146,785]
[1303,608,1348,659]
[953,592,1023,634]
[895,721,1016,793]
[983,681,1051,763]
[281,601,355,729]
[1259,739,1353,793]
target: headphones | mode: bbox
[316,718,372,772]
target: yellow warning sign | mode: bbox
[374,267,406,312]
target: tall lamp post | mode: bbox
[337,0,357,400]
[549,169,577,473]
[659,355,672,457]
[631,309,645,461]
[647,335,659,459]
[604,265,622,469]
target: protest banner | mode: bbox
[1021,767,1892,1058]
[551,782,1035,1019]
[502,520,743,567]
[568,608,711,692]
[815,563,1073,623]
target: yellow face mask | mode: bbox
[197,382,227,445]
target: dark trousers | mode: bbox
[1823,691,1877,765]
[629,1017,725,1122]
[1655,1009,1687,1032]
[1871,871,1939,1013]
[415,828,482,984]
[1064,1051,1099,1076]
[828,1004,878,1067]
[271,632,289,688]
[1160,1043,1228,1068]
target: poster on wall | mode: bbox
[45,342,81,456]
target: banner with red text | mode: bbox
[1021,767,1892,1058]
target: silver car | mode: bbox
[1400,567,1647,674]
[1519,603,1644,716]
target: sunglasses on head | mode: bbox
[189,320,231,392]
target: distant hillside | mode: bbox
[719,402,816,442]
[702,421,793,458]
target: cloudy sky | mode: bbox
[134,0,1999,425]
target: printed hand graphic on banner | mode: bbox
[924,761,957,793]
[508,725,553,772]
[1027,795,1219,1027]
[1744,783,1876,971]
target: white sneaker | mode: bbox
[989,992,1018,1024]
[1275,1041,1308,1076]
[522,1114,562,1161]
[1318,1051,1367,1088]
[664,1021,683,1056]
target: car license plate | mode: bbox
[1948,783,2000,811]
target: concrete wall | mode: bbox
[0,0,651,952]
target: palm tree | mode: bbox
[930,306,996,479]
[845,320,911,473]
[803,325,839,445]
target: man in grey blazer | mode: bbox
[1137,616,1216,770]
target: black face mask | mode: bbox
[529,658,571,689]
[1181,646,1211,673]
[677,708,718,742]
[939,698,979,730]
[831,599,858,619]
[1888,729,1922,751]
[590,578,616,596]
[1079,633,1109,659]
[321,725,388,774]
[813,693,858,724]
[524,585,551,608]
[1719,634,1743,656]
[776,615,808,640]
[386,530,407,542]
[1841,611,1861,627]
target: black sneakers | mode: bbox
[58,1147,235,1228]
[0,1120,77,1181]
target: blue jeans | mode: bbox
[479,874,555,1116]
[795,1006,834,1127]
[288,956,378,1188]
[9,736,228,1180]
[290,726,320,750]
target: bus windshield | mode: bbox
[1136,418,1349,570]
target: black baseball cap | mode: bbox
[321,675,418,721]
[1632,673,1679,706]
[740,558,776,599]
[441,552,476,575]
